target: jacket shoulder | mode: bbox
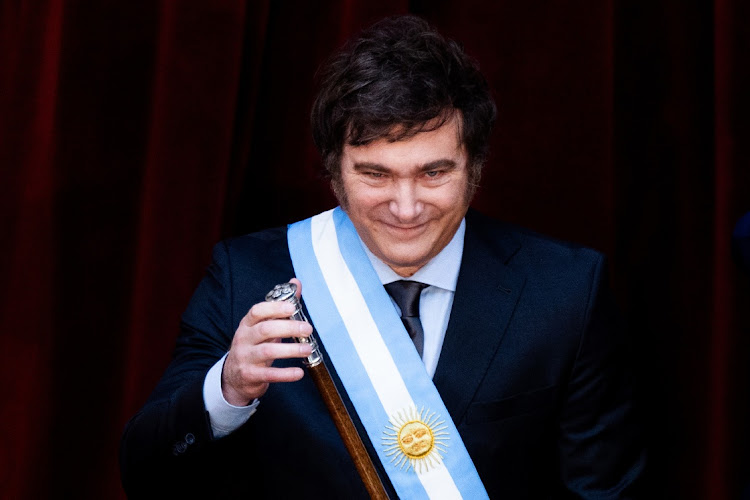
[466,209,605,269]
[210,225,292,275]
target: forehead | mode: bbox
[341,116,466,169]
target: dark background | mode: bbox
[2,1,749,498]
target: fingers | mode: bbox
[223,333,312,405]
[289,277,302,299]
[237,364,306,385]
[222,282,313,404]
[221,363,306,406]
[255,317,312,342]
[233,335,313,364]
[241,300,296,328]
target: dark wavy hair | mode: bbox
[311,15,496,195]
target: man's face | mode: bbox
[337,115,471,277]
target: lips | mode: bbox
[380,221,428,237]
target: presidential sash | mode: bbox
[288,207,488,500]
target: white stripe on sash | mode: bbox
[288,208,488,500]
[311,211,414,416]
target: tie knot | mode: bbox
[384,280,428,317]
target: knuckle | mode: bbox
[299,321,312,336]
[236,363,250,380]
[256,342,274,360]
[230,344,250,363]
[247,303,265,321]
[255,321,272,340]
[238,364,260,383]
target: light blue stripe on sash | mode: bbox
[288,207,488,499]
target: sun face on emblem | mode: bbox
[383,407,449,473]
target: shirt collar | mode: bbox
[360,219,465,292]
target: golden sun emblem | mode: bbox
[382,407,449,473]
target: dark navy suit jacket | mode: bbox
[120,209,645,499]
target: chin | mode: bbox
[385,253,429,270]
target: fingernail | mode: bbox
[300,344,313,355]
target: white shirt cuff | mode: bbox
[203,353,259,438]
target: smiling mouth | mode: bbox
[380,222,430,241]
[383,221,426,232]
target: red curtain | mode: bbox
[1,1,748,498]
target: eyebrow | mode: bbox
[352,158,458,173]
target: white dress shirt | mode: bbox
[360,219,465,377]
[203,219,466,438]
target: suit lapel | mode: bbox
[433,210,526,424]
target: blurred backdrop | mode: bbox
[1,1,749,498]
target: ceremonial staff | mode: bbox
[266,283,389,500]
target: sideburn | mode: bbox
[331,178,349,209]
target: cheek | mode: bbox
[347,190,388,215]
[445,182,471,211]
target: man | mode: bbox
[121,15,644,499]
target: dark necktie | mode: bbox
[384,280,428,357]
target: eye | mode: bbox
[424,170,442,178]
[358,169,387,179]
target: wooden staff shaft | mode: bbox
[308,363,389,500]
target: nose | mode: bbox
[388,180,424,221]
